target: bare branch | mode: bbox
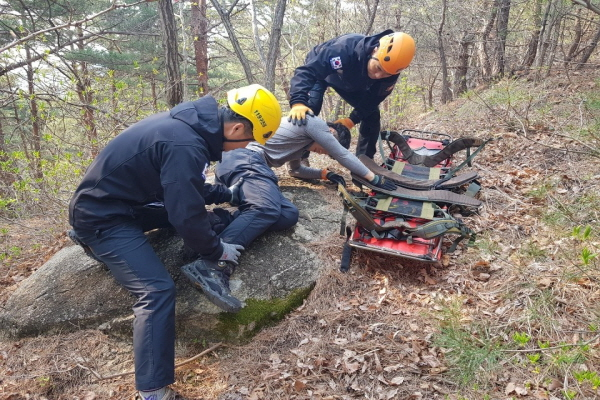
[571,0,600,15]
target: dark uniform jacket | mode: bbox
[69,96,230,260]
[289,30,399,121]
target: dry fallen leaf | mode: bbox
[390,376,405,385]
[293,380,307,391]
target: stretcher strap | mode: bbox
[351,174,482,208]
[337,185,476,253]
[360,155,479,190]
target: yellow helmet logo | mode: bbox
[228,84,282,145]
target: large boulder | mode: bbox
[0,183,343,342]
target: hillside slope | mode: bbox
[1,72,600,400]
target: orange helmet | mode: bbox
[374,32,416,75]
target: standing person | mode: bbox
[68,84,281,400]
[184,116,396,310]
[288,30,415,158]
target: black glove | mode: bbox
[228,178,244,206]
[370,175,396,191]
[220,240,245,265]
[326,171,346,187]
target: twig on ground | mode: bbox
[95,342,223,381]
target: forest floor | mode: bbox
[1,71,600,400]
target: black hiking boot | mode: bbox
[181,259,242,313]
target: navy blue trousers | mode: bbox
[215,148,299,247]
[74,219,175,391]
[307,81,381,158]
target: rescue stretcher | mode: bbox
[339,129,490,270]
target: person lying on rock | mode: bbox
[67,84,281,400]
[181,116,397,312]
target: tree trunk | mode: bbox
[491,0,511,77]
[565,10,583,66]
[477,1,497,83]
[534,0,554,72]
[25,47,42,180]
[191,0,209,95]
[522,0,542,68]
[74,26,99,157]
[576,22,600,69]
[454,33,473,97]
[210,0,256,84]
[158,0,183,107]
[250,0,267,68]
[437,0,452,104]
[264,0,287,91]
[364,0,380,35]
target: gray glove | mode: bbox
[220,240,245,265]
[228,178,244,206]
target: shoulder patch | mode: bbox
[330,56,343,70]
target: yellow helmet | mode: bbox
[375,32,416,75]
[227,84,282,144]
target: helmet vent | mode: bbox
[387,45,393,53]
[263,131,273,139]
[384,56,391,62]
[236,97,247,105]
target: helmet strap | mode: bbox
[223,137,254,143]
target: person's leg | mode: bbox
[355,108,381,158]
[267,193,299,233]
[218,175,286,247]
[216,149,293,248]
[74,223,176,391]
[333,88,382,158]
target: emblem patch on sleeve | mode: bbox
[201,162,208,180]
[330,56,343,70]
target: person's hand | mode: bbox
[334,118,355,130]
[220,240,245,265]
[326,171,346,187]
[228,178,244,206]
[288,104,314,126]
[370,175,396,191]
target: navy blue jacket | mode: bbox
[289,30,399,119]
[69,96,230,260]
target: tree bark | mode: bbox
[571,0,600,15]
[264,0,287,91]
[74,26,99,157]
[522,0,542,68]
[191,0,209,95]
[534,0,554,72]
[437,0,452,104]
[250,0,267,68]
[25,46,42,180]
[158,0,183,107]
[454,33,474,97]
[477,1,498,83]
[576,22,600,69]
[364,0,380,35]
[491,0,511,77]
[210,0,256,84]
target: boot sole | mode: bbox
[181,262,242,313]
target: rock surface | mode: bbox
[0,183,342,341]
